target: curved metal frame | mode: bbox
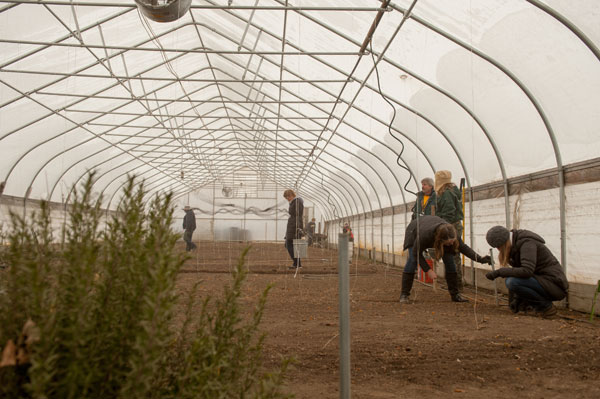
[0,1,597,275]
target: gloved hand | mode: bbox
[477,255,491,264]
[485,271,498,280]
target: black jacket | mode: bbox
[402,215,479,272]
[285,197,304,239]
[493,230,568,300]
[183,210,196,231]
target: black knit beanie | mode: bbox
[486,226,510,248]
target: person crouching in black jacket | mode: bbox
[485,226,568,318]
[399,215,491,303]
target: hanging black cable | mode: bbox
[369,40,417,196]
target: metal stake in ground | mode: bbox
[338,233,351,399]
[590,279,600,321]
[490,248,499,305]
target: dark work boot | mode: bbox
[508,290,520,313]
[539,304,557,319]
[446,272,468,302]
[399,273,415,303]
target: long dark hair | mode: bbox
[433,224,459,261]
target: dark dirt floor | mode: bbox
[177,242,600,399]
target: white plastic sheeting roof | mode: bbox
[0,0,599,216]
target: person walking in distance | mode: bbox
[434,170,465,289]
[182,205,197,252]
[283,189,304,269]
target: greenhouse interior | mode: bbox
[1,1,599,398]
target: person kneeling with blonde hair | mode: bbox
[485,226,568,318]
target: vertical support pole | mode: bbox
[386,244,390,266]
[490,248,499,305]
[590,280,600,321]
[363,213,367,260]
[357,215,360,258]
[338,233,351,399]
[380,209,384,263]
[243,193,247,242]
[469,187,475,286]
[391,207,395,267]
[212,183,216,241]
[370,211,374,263]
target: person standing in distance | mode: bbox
[307,217,316,246]
[182,205,197,252]
[485,226,568,318]
[283,189,304,269]
[411,177,436,220]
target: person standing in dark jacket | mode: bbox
[399,215,491,303]
[284,189,304,269]
[307,218,316,246]
[182,205,197,252]
[434,170,465,289]
[411,177,436,220]
[485,226,568,318]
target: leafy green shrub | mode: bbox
[0,174,291,399]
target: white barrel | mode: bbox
[293,239,308,258]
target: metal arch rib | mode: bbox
[98,108,377,220]
[524,0,600,278]
[396,3,567,275]
[206,2,425,199]
[3,15,419,213]
[12,3,412,225]
[43,52,404,219]
[526,0,600,63]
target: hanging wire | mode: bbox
[313,161,340,222]
[369,40,417,197]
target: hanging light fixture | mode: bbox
[135,0,192,23]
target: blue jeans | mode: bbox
[403,247,457,274]
[505,277,552,311]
